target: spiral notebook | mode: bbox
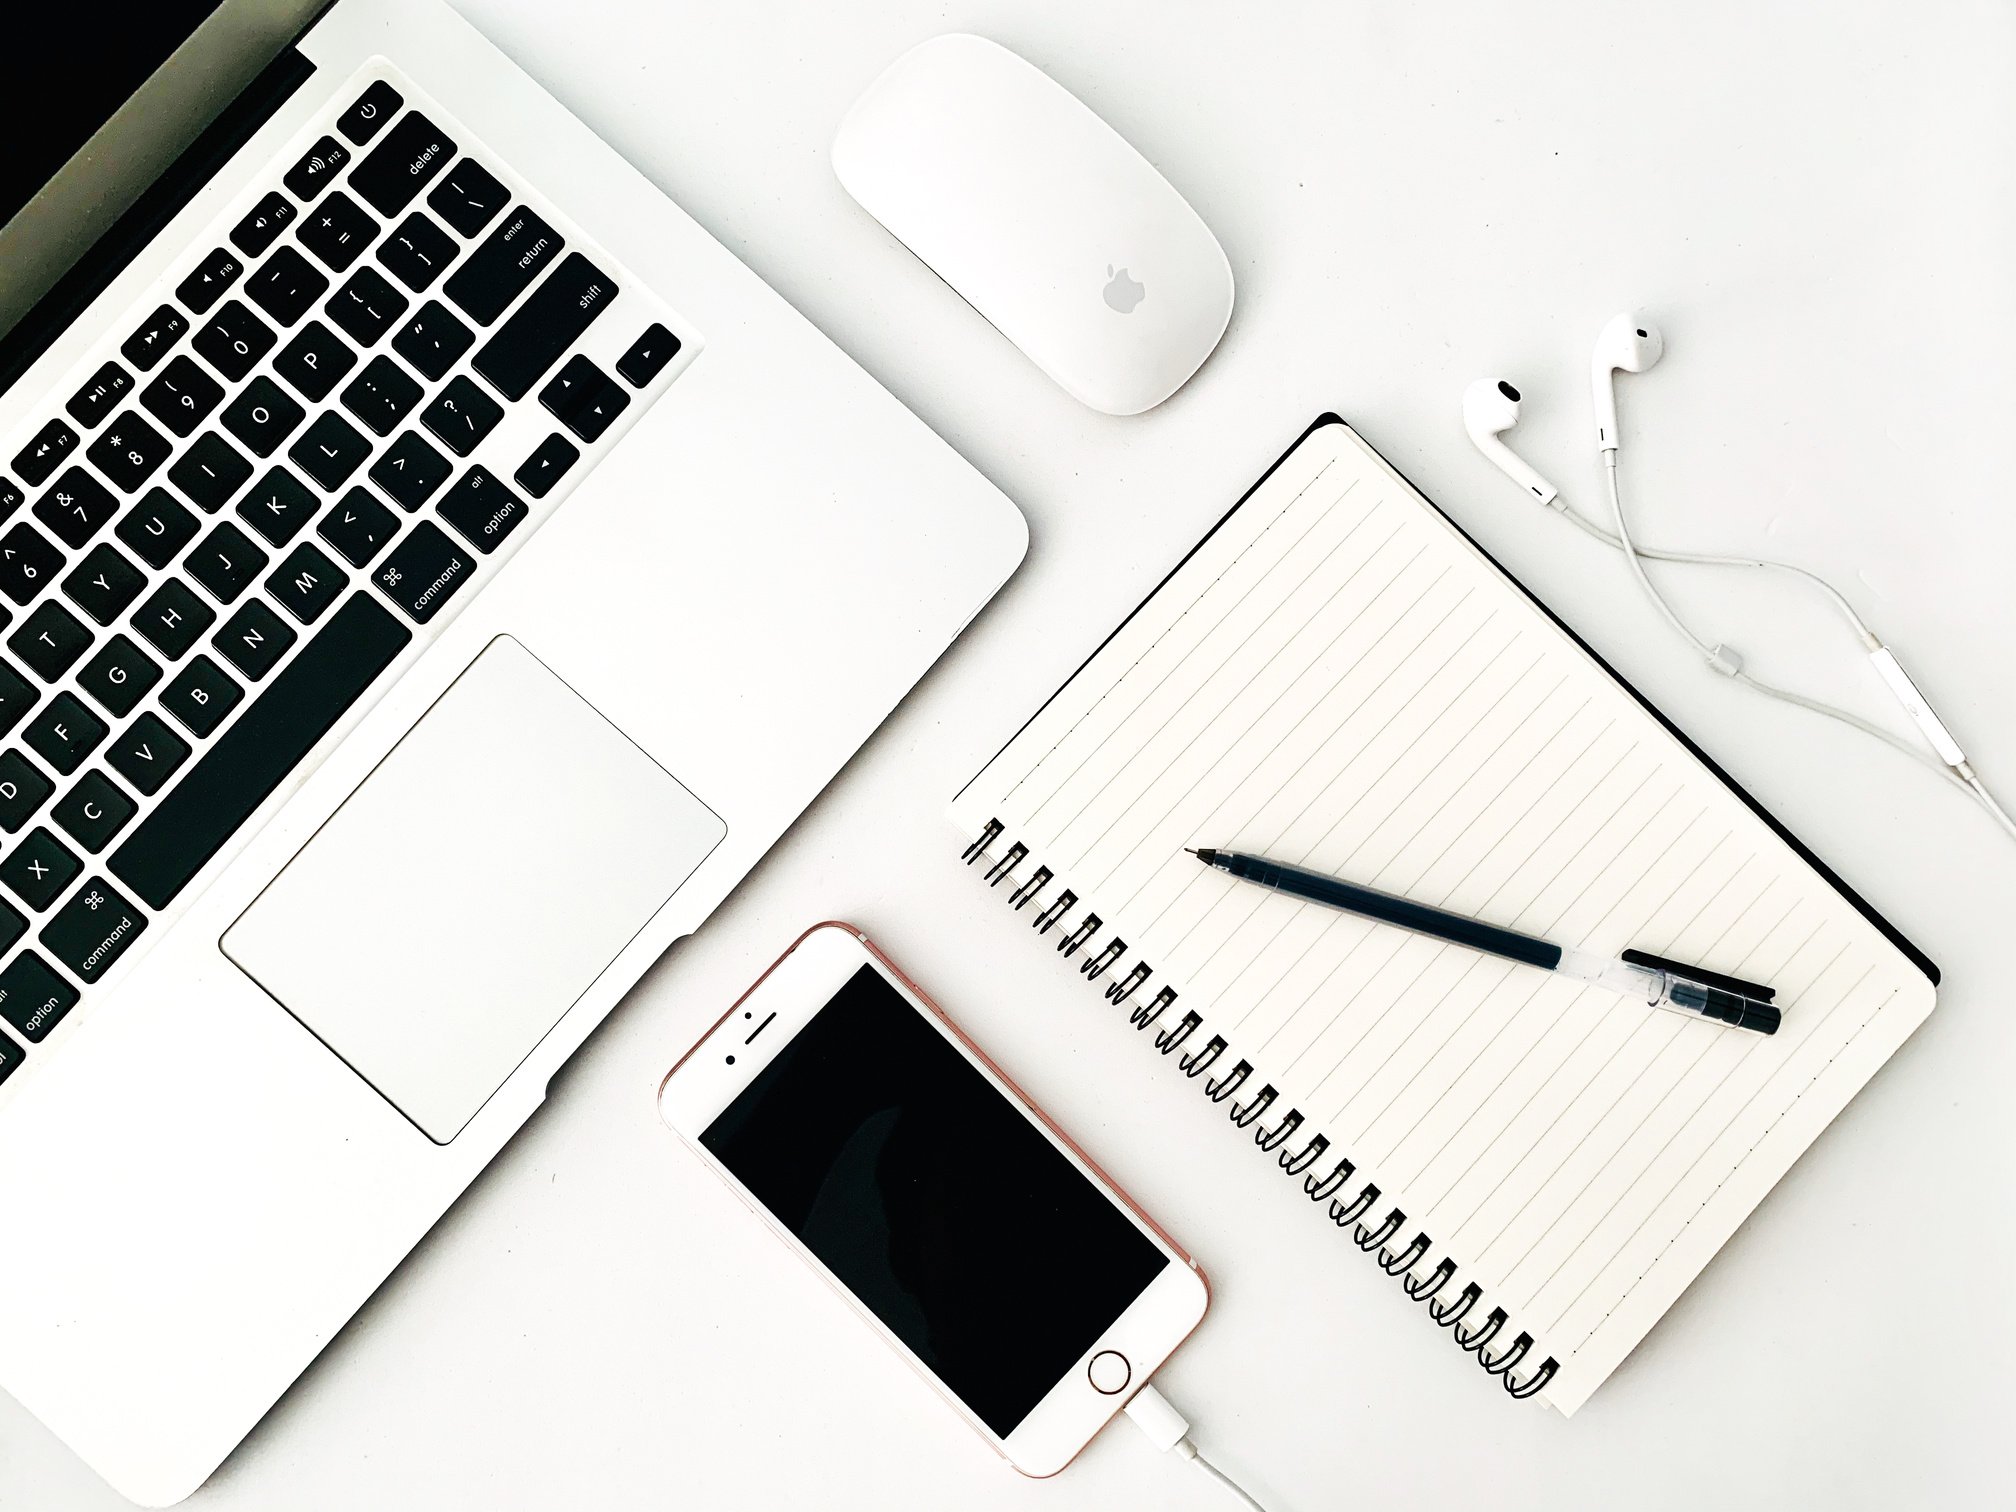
[950,415,1936,1414]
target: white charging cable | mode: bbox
[1592,452,2016,841]
[1124,1382,1274,1511]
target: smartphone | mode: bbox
[657,922,1209,1477]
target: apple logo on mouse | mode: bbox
[1103,265,1145,314]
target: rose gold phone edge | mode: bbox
[656,921,1210,1478]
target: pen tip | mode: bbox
[1188,847,1217,865]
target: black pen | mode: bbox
[1189,848,1780,1035]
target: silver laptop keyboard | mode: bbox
[0,64,693,1087]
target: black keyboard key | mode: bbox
[85,411,174,493]
[159,654,240,738]
[538,354,629,442]
[12,419,78,488]
[121,304,189,372]
[230,190,297,258]
[9,602,82,688]
[368,430,451,510]
[298,190,379,273]
[140,354,224,437]
[272,319,358,402]
[9,603,91,682]
[288,411,372,491]
[443,206,561,325]
[112,594,409,908]
[66,361,135,428]
[391,300,473,381]
[283,135,351,201]
[53,772,137,853]
[186,522,268,605]
[0,478,21,525]
[0,662,35,738]
[514,432,578,499]
[167,431,253,512]
[372,520,473,623]
[0,901,22,957]
[438,465,525,554]
[0,951,76,1041]
[338,80,403,145]
[476,256,620,404]
[266,542,344,625]
[326,266,408,347]
[212,599,296,680]
[220,377,307,458]
[2,827,80,910]
[379,212,457,291]
[616,324,680,387]
[236,466,320,547]
[131,578,216,660]
[340,355,424,436]
[419,375,502,457]
[349,111,455,216]
[175,247,243,315]
[192,300,276,381]
[41,877,146,983]
[108,713,191,796]
[0,524,65,606]
[34,466,118,549]
[62,544,147,626]
[76,634,162,718]
[244,244,330,327]
[23,694,105,776]
[427,158,506,237]
[0,1036,22,1084]
[318,486,397,567]
[0,750,53,828]
[116,490,199,570]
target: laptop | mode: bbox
[0,0,1026,1502]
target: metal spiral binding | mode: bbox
[962,819,1560,1403]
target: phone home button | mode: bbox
[1087,1349,1131,1395]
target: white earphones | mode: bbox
[1462,312,2015,844]
[1461,379,1557,504]
[1590,312,1664,453]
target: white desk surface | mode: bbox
[6,2,2012,1508]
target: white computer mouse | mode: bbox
[833,34,1233,416]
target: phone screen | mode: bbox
[700,963,1169,1437]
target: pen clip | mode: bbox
[1620,948,1776,1004]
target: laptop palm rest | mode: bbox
[222,636,726,1143]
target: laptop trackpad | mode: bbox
[222,637,726,1143]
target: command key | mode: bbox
[41,878,147,984]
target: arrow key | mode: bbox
[616,324,680,387]
[537,355,628,443]
[513,433,578,500]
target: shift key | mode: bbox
[41,878,147,984]
[472,254,618,401]
[443,207,563,325]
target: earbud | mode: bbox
[1591,313,1664,453]
[1463,378,1559,505]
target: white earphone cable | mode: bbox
[1549,495,1876,645]
[1597,454,2013,831]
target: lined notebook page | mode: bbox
[950,420,1934,1413]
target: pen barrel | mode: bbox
[1231,856,1561,971]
